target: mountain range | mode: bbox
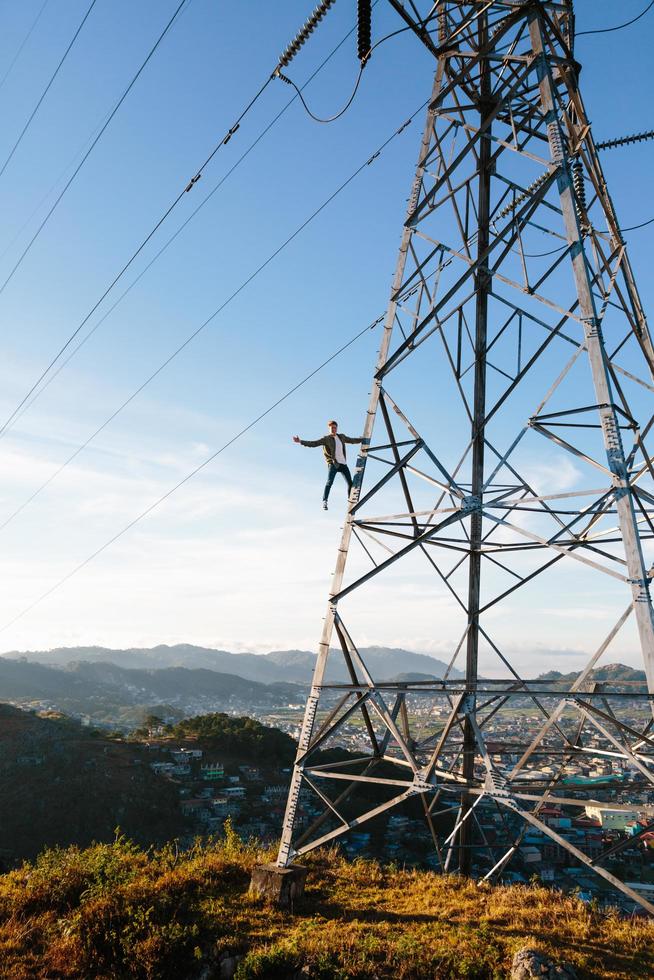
[2,645,644,729]
[0,645,463,726]
[1,643,463,684]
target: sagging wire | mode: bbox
[576,0,654,37]
[272,0,430,125]
[272,0,364,124]
[622,216,654,232]
[275,22,419,124]
[275,62,366,124]
[0,2,366,443]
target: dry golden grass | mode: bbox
[0,828,652,978]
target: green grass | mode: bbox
[0,827,652,979]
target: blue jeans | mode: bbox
[323,463,352,502]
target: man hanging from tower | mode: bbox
[293,420,365,510]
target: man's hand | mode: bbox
[292,435,300,443]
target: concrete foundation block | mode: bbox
[249,862,307,908]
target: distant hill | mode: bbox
[0,657,304,725]
[536,662,647,690]
[170,712,296,766]
[0,704,181,862]
[2,643,463,683]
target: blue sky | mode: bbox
[0,0,652,672]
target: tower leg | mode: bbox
[273,66,446,872]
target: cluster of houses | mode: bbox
[146,742,297,843]
[142,707,654,910]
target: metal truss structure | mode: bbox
[277,0,654,913]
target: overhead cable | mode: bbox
[7,93,653,533]
[0,312,381,635]
[0,0,196,266]
[576,0,654,37]
[0,110,113,268]
[0,0,99,180]
[0,0,50,94]
[6,16,367,434]
[274,2,442,127]
[622,216,654,232]
[0,98,428,536]
[0,0,189,300]
[275,21,413,124]
[276,64,366,124]
[0,2,387,439]
[0,65,273,442]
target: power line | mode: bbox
[622,216,654,232]
[0,1,388,440]
[0,69,273,442]
[0,96,427,549]
[0,0,50,94]
[6,16,366,434]
[275,23,414,124]
[0,0,197,267]
[274,10,443,126]
[576,0,654,37]
[0,315,383,634]
[0,0,188,300]
[5,90,652,537]
[0,0,98,180]
[0,109,112,267]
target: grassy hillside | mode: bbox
[0,705,182,862]
[0,832,652,979]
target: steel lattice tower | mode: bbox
[276,0,654,913]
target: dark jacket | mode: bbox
[300,433,363,466]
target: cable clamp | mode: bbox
[184,173,202,193]
[396,119,412,135]
[366,151,380,166]
[222,123,240,145]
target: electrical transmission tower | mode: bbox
[277,0,654,913]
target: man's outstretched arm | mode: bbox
[293,435,326,447]
[340,434,367,444]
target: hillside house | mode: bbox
[150,762,175,775]
[585,806,639,830]
[181,799,208,817]
[200,762,224,781]
[223,786,246,799]
[171,748,203,762]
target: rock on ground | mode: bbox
[511,947,579,979]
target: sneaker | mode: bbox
[322,500,328,510]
